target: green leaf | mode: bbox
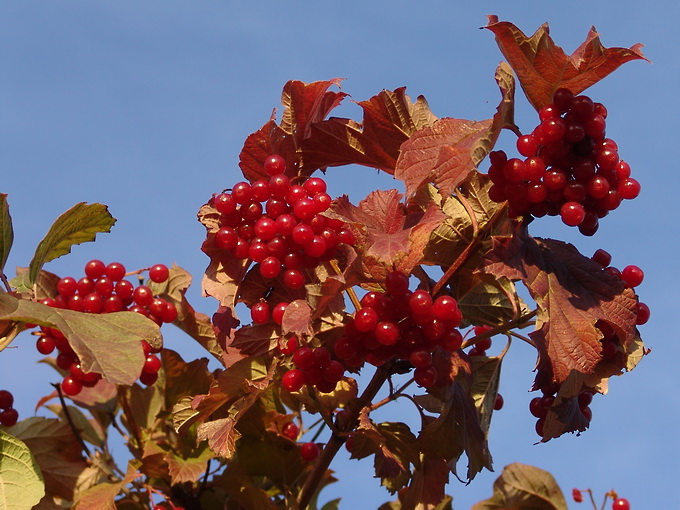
[0,429,45,510]
[28,202,115,285]
[471,462,567,510]
[0,293,160,384]
[0,194,13,274]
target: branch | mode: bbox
[296,363,391,509]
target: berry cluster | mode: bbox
[35,260,174,395]
[212,154,355,290]
[591,249,649,326]
[530,384,595,437]
[487,88,640,235]
[333,271,464,388]
[0,390,18,427]
[281,345,346,394]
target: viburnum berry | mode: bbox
[149,263,170,283]
[612,498,630,510]
[282,369,305,392]
[572,488,583,503]
[281,421,299,440]
[0,408,19,427]
[620,265,644,288]
[300,441,320,462]
[61,376,83,396]
[0,390,14,409]
[263,154,287,176]
[493,393,504,411]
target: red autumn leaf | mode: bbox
[395,118,493,200]
[281,299,313,337]
[482,228,638,385]
[302,87,438,174]
[239,79,348,181]
[485,16,648,110]
[330,190,446,274]
[400,456,451,510]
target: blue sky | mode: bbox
[1,2,677,508]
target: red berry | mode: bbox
[282,269,305,289]
[612,497,630,510]
[84,259,106,279]
[636,302,650,325]
[293,347,315,370]
[139,370,158,386]
[560,201,586,227]
[264,154,287,176]
[61,376,83,396]
[149,264,170,283]
[143,355,162,375]
[282,369,305,392]
[282,421,299,440]
[572,488,583,503]
[278,335,299,355]
[0,408,18,427]
[493,393,504,410]
[300,441,320,461]
[0,390,13,409]
[592,248,612,268]
[250,302,270,324]
[36,335,57,355]
[414,366,437,387]
[354,308,379,332]
[56,277,78,298]
[621,265,644,288]
[105,262,126,281]
[385,271,410,296]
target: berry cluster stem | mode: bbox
[296,363,391,509]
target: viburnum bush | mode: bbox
[0,16,649,510]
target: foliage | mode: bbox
[0,17,648,510]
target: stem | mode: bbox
[431,202,508,297]
[329,259,361,311]
[52,383,121,482]
[296,364,391,509]
[0,272,14,294]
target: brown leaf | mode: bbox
[72,461,141,510]
[303,88,438,175]
[239,79,348,181]
[482,228,638,385]
[471,462,567,510]
[330,190,446,274]
[281,299,313,337]
[401,456,451,510]
[485,16,648,110]
[395,118,492,200]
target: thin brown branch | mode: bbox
[296,364,391,509]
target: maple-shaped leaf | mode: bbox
[483,227,638,385]
[394,65,516,200]
[416,376,493,482]
[485,16,648,110]
[239,79,348,181]
[395,118,492,201]
[330,190,445,275]
[302,87,438,174]
[164,446,215,485]
[194,358,276,458]
[471,462,567,510]
[400,456,452,510]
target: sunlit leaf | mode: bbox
[485,16,648,110]
[28,203,115,285]
[0,429,44,510]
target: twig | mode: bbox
[296,364,391,509]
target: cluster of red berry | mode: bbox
[35,260,174,395]
[530,385,594,438]
[333,270,464,388]
[487,88,640,235]
[0,390,18,427]
[212,155,354,290]
[591,249,649,326]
